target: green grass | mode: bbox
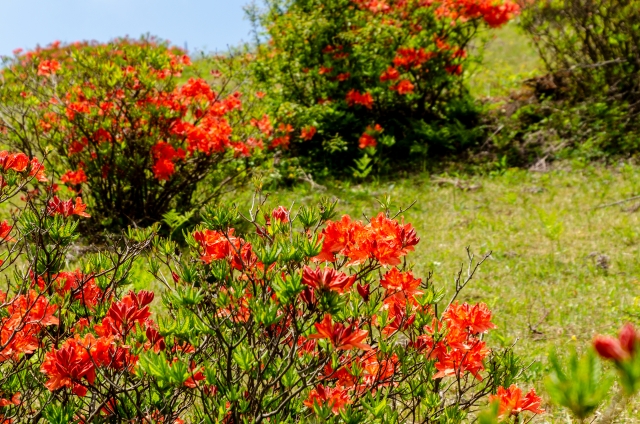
[468,20,544,99]
[224,163,640,421]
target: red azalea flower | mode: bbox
[304,385,351,414]
[443,301,496,335]
[594,323,639,361]
[272,206,290,223]
[300,126,317,140]
[359,132,377,149]
[392,79,415,94]
[346,90,374,109]
[0,221,15,242]
[489,385,545,417]
[309,314,370,351]
[380,66,400,82]
[37,59,61,76]
[302,266,356,294]
[60,169,87,186]
[47,196,90,218]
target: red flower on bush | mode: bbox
[272,206,290,223]
[315,213,419,265]
[300,126,317,140]
[310,314,371,351]
[304,384,351,414]
[346,90,374,109]
[302,266,356,294]
[0,221,15,242]
[393,47,434,69]
[392,79,415,94]
[489,385,545,417]
[40,334,112,396]
[37,59,61,76]
[0,152,29,172]
[95,290,154,338]
[442,301,496,334]
[60,168,88,186]
[380,66,400,82]
[358,132,377,149]
[380,268,423,306]
[594,323,639,361]
[47,196,90,218]
[1,290,59,362]
[433,338,489,380]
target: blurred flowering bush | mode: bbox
[250,0,520,175]
[0,38,277,231]
[0,151,542,422]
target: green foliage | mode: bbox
[521,0,640,104]
[545,349,612,420]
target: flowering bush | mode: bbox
[0,153,540,422]
[139,194,535,422]
[250,0,520,175]
[0,38,275,231]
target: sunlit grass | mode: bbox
[468,20,544,99]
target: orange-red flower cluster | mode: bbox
[310,314,370,351]
[0,290,58,362]
[41,290,159,396]
[47,196,90,218]
[359,133,377,149]
[60,168,88,186]
[0,220,15,243]
[393,47,434,69]
[303,384,351,414]
[37,59,61,76]
[315,213,419,266]
[346,90,374,109]
[302,266,355,294]
[391,79,415,95]
[0,151,48,184]
[411,301,495,380]
[193,228,257,271]
[271,205,290,223]
[434,0,520,28]
[300,126,317,141]
[151,141,186,181]
[489,385,545,417]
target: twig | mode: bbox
[594,194,640,210]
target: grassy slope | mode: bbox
[226,164,640,421]
[468,20,544,99]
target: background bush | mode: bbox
[249,0,520,177]
[0,39,273,232]
[511,0,640,158]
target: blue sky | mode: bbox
[0,0,255,57]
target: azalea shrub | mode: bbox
[0,38,275,231]
[0,154,542,422]
[0,149,155,421]
[138,194,539,423]
[250,0,520,175]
